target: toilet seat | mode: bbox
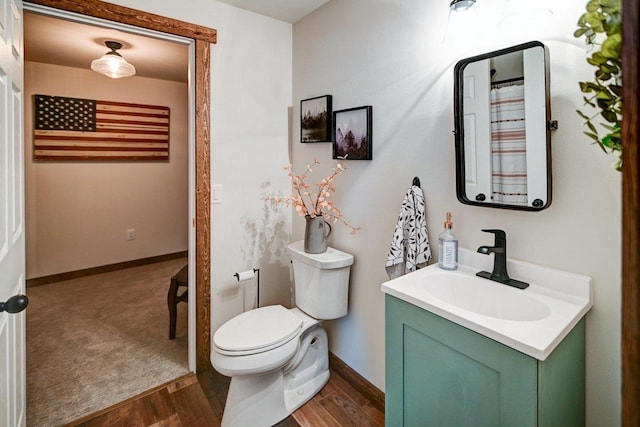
[213,305,303,356]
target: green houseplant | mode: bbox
[574,0,622,170]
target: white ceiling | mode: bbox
[24,12,189,82]
[24,1,329,83]
[217,0,329,23]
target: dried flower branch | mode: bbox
[265,158,360,235]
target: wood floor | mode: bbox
[68,367,384,426]
[67,375,215,427]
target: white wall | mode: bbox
[25,61,189,278]
[104,0,294,331]
[206,4,293,330]
[293,1,620,426]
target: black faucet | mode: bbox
[476,229,529,289]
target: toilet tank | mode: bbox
[286,240,354,320]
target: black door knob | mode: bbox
[0,294,29,314]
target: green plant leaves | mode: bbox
[584,132,599,141]
[579,81,600,93]
[582,96,596,107]
[601,33,622,58]
[609,84,622,96]
[575,0,622,170]
[602,109,618,123]
[573,28,587,38]
[576,109,591,120]
[586,120,598,134]
[586,1,600,12]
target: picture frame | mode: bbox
[333,106,373,160]
[300,95,332,143]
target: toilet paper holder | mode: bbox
[234,268,260,308]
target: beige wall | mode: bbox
[103,0,294,332]
[293,1,621,426]
[25,61,189,279]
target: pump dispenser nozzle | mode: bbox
[444,212,453,229]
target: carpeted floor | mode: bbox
[26,258,190,427]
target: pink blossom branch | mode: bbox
[265,158,360,234]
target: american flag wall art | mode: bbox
[33,94,170,161]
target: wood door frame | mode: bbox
[622,0,639,424]
[24,0,215,373]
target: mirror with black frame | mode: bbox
[453,41,553,211]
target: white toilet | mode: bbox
[211,240,354,427]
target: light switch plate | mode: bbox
[212,184,222,204]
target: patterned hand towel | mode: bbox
[385,185,431,279]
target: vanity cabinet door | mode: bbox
[385,295,537,427]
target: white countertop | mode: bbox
[381,248,592,361]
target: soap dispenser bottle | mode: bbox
[438,212,458,271]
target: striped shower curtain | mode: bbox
[490,84,527,205]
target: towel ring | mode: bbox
[412,177,421,188]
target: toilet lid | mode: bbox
[213,305,303,353]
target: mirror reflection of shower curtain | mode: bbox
[490,84,528,205]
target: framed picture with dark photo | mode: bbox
[300,95,332,143]
[333,106,372,160]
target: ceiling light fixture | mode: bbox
[90,41,136,79]
[450,0,476,12]
[444,0,480,44]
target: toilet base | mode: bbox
[220,326,329,427]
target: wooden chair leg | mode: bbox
[168,279,178,340]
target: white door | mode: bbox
[462,58,492,202]
[0,0,26,426]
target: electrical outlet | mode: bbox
[127,229,136,241]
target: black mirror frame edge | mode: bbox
[453,40,553,212]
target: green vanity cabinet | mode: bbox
[385,295,586,427]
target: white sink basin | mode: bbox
[381,248,592,360]
[420,271,551,321]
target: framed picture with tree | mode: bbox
[300,95,332,143]
[333,106,372,160]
